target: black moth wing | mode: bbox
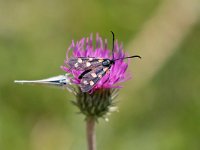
[67,57,104,70]
[80,65,109,92]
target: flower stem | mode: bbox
[86,117,96,150]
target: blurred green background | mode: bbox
[0,0,200,150]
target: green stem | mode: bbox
[86,117,96,150]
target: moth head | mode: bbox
[102,59,114,67]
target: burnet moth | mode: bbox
[67,31,141,92]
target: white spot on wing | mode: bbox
[78,58,83,63]
[98,59,103,62]
[86,62,91,67]
[98,74,102,78]
[91,73,97,78]
[74,63,78,68]
[90,81,94,86]
[83,80,88,85]
[89,58,93,61]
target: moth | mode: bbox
[67,31,141,92]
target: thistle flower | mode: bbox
[61,33,136,120]
[62,34,130,93]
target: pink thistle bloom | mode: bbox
[61,33,131,92]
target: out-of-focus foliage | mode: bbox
[0,0,199,150]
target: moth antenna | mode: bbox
[111,31,115,60]
[114,55,141,61]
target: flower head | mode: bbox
[61,33,139,120]
[62,33,130,93]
